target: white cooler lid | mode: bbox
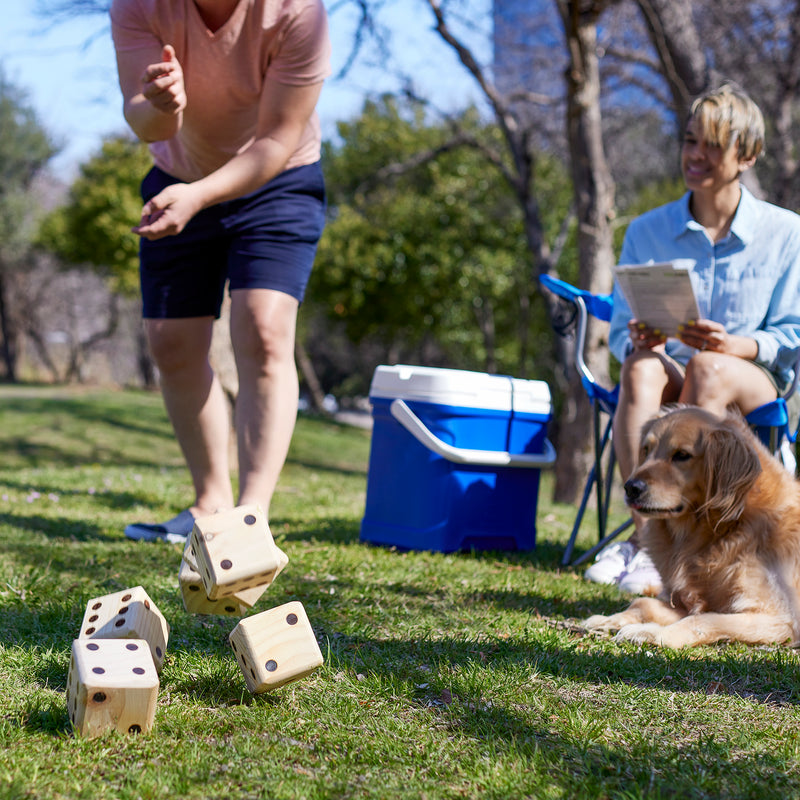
[369,365,551,415]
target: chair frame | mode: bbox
[541,272,800,567]
[540,274,633,567]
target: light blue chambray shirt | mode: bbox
[609,186,800,388]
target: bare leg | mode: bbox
[613,350,684,480]
[679,351,777,415]
[230,288,300,516]
[145,317,235,516]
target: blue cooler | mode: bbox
[360,365,555,552]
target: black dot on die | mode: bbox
[92,667,105,675]
[132,667,145,675]
[86,643,100,651]
[286,613,298,625]
[265,660,278,672]
[126,643,139,651]
[244,514,257,525]
[220,559,233,570]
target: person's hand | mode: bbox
[133,183,203,240]
[141,45,186,115]
[677,319,728,353]
[628,319,667,351]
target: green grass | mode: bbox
[1,386,800,799]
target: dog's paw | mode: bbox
[614,622,664,645]
[581,614,618,633]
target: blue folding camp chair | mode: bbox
[539,274,634,566]
[540,273,800,567]
[747,360,800,473]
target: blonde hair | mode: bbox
[689,83,765,161]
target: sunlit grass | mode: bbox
[1,386,799,799]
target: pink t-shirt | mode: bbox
[110,0,331,182]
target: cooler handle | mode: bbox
[390,399,556,469]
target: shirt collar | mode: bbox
[675,186,758,245]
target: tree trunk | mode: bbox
[553,0,617,504]
[64,293,121,383]
[766,1,800,207]
[0,269,19,382]
[136,324,157,389]
[296,338,327,414]
[635,0,711,122]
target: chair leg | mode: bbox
[602,444,618,536]
[561,465,597,567]
[571,517,635,567]
[562,408,616,567]
[593,404,609,541]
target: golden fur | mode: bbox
[583,405,800,648]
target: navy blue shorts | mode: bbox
[139,162,326,318]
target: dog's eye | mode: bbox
[672,450,692,462]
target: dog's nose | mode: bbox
[624,478,647,502]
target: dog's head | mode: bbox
[625,406,762,530]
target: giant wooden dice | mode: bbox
[229,601,323,693]
[181,534,272,610]
[66,638,158,738]
[178,549,248,616]
[190,505,287,600]
[79,586,169,672]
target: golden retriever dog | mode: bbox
[582,405,800,648]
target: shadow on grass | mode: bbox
[0,395,174,442]
[275,515,571,568]
[0,395,177,471]
[283,457,367,477]
[0,510,123,542]
[10,595,800,766]
[274,516,362,545]
[320,629,800,711]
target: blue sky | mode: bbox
[0,1,489,182]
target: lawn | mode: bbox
[1,386,799,799]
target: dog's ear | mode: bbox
[701,424,762,528]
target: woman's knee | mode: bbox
[619,352,671,398]
[683,352,776,412]
[684,352,725,393]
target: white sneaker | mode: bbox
[781,439,797,475]
[584,540,636,584]
[618,549,663,595]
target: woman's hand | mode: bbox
[677,319,727,352]
[628,319,667,351]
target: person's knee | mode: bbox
[231,294,297,370]
[232,314,295,373]
[620,353,669,400]
[146,321,212,374]
[684,352,725,394]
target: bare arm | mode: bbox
[134,77,323,240]
[116,44,186,143]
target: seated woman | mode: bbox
[585,82,800,593]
